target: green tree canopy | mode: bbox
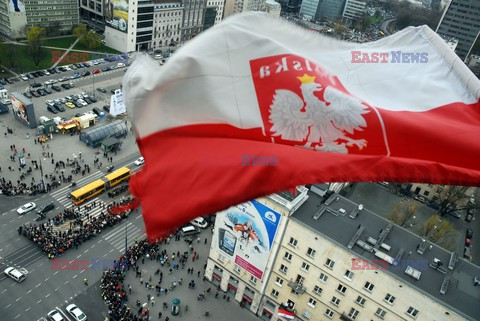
[26,25,46,68]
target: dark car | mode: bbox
[110,89,118,94]
[0,79,6,85]
[37,70,45,76]
[82,70,91,77]
[30,91,40,98]
[90,96,97,103]
[5,78,14,84]
[101,67,110,72]
[103,105,110,113]
[53,103,65,112]
[31,72,40,77]
[84,97,92,104]
[26,73,34,79]
[36,202,54,215]
[92,107,101,116]
[61,83,71,90]
[44,88,52,94]
[48,68,57,74]
[37,89,46,96]
[23,92,33,98]
[466,209,474,222]
[74,113,81,117]
[31,82,42,88]
[466,228,473,239]
[55,67,62,73]
[47,106,58,114]
[74,101,82,108]
[96,88,106,93]
[59,67,67,72]
[51,85,61,92]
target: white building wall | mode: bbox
[105,0,137,52]
[153,3,183,51]
[206,0,225,25]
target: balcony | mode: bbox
[287,280,306,294]
[340,313,354,321]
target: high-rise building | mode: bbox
[436,0,480,61]
[105,0,154,52]
[276,0,302,13]
[265,0,281,16]
[181,0,207,41]
[342,0,365,22]
[79,0,105,23]
[0,0,27,39]
[204,0,224,30]
[300,0,346,22]
[153,1,183,50]
[207,185,480,321]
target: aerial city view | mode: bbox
[0,0,479,320]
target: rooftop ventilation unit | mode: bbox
[448,252,458,270]
[367,236,392,252]
[375,222,393,251]
[374,250,395,264]
[417,239,428,255]
[405,265,422,280]
[325,194,337,206]
[440,276,450,294]
[356,240,374,252]
[393,248,405,266]
[339,208,346,214]
[348,226,364,249]
[349,204,363,219]
[313,205,326,220]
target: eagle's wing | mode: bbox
[324,87,369,134]
[269,89,310,141]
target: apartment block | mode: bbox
[436,0,480,61]
[300,0,346,21]
[342,0,365,22]
[181,0,207,41]
[0,0,27,39]
[205,0,224,27]
[23,0,79,32]
[80,0,104,22]
[153,1,183,51]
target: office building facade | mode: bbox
[436,0,480,61]
[342,0,365,22]
[181,0,207,41]
[153,1,183,50]
[80,0,104,23]
[300,0,346,21]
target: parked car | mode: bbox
[47,309,66,321]
[77,99,87,107]
[17,202,36,214]
[466,209,474,222]
[92,107,101,116]
[101,67,110,72]
[52,85,61,92]
[92,68,101,74]
[66,304,87,321]
[20,74,29,81]
[47,106,58,114]
[103,105,110,112]
[96,87,106,93]
[84,97,92,104]
[26,73,34,79]
[44,88,52,94]
[31,82,42,88]
[65,102,75,109]
[414,196,426,203]
[82,70,91,77]
[23,92,33,98]
[53,103,65,112]
[190,217,208,229]
[117,62,125,68]
[90,96,97,103]
[37,89,46,96]
[464,245,472,260]
[61,83,71,90]
[71,72,81,79]
[30,91,40,98]
[5,78,14,84]
[69,82,75,88]
[449,211,461,219]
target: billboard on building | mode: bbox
[213,200,281,279]
[105,0,128,32]
[9,0,25,13]
[10,93,36,128]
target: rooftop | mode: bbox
[292,190,480,320]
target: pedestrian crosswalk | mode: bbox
[50,170,104,208]
[102,221,145,253]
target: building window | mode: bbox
[364,281,374,292]
[306,247,316,258]
[313,285,322,295]
[289,237,298,247]
[375,308,386,319]
[319,273,328,283]
[233,265,240,273]
[271,289,279,298]
[349,308,359,320]
[355,296,366,306]
[406,307,419,318]
[325,309,334,318]
[337,284,347,294]
[308,298,316,308]
[279,264,288,274]
[275,277,283,286]
[344,270,354,281]
[384,294,395,304]
[301,262,310,272]
[284,252,292,261]
[325,259,335,269]
[330,296,340,306]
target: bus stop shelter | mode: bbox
[101,137,121,153]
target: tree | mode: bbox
[387,200,418,227]
[420,214,439,237]
[73,23,88,41]
[334,22,347,35]
[436,186,478,217]
[429,219,454,243]
[84,30,101,50]
[6,45,17,69]
[26,26,46,68]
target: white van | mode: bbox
[4,267,26,282]
[190,217,208,229]
[180,225,200,237]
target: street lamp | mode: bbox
[39,156,46,193]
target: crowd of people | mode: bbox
[18,197,137,258]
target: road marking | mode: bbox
[26,290,32,294]
[14,314,21,319]
[25,307,31,312]
[36,283,41,288]
[45,293,50,298]
[15,297,21,302]
[1,289,6,294]
[91,244,95,248]
[36,300,42,304]
[136,215,142,220]
[73,274,77,279]
[4,304,11,309]
[45,277,49,281]
[54,271,59,275]
[80,269,85,273]
[64,280,69,285]
[77,255,81,259]
[55,288,58,291]
[84,249,88,253]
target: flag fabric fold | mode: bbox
[123,12,480,240]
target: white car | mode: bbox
[4,267,26,282]
[77,99,87,107]
[66,304,87,321]
[59,77,68,82]
[20,74,29,81]
[190,217,208,229]
[64,65,72,71]
[47,309,66,321]
[117,62,125,68]
[17,202,36,214]
[43,70,51,75]
[134,157,144,166]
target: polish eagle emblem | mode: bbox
[269,74,369,153]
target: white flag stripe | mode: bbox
[123,13,480,140]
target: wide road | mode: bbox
[0,156,146,321]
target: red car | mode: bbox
[92,68,101,74]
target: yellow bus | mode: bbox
[70,179,106,205]
[104,167,131,188]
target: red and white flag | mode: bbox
[277,308,295,320]
[123,13,480,239]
